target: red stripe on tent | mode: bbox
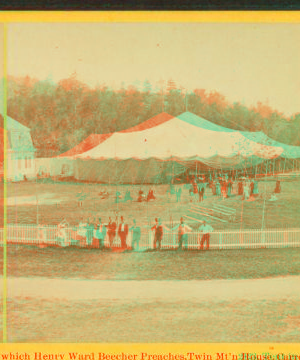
[58,112,173,158]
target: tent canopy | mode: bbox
[74,113,283,162]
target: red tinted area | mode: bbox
[58,134,113,158]
[58,112,173,158]
[120,112,173,133]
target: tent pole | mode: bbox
[185,90,187,112]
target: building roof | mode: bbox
[6,116,30,131]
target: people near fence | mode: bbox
[107,216,117,247]
[56,218,69,247]
[151,218,170,250]
[198,220,214,250]
[147,188,156,202]
[94,218,107,249]
[86,217,95,247]
[130,219,141,251]
[173,217,192,251]
[124,190,133,202]
[274,179,281,194]
[176,187,182,202]
[76,217,87,246]
[118,216,129,249]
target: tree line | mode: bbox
[4,74,300,157]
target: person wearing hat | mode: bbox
[151,218,170,250]
[95,217,107,249]
[129,219,141,251]
[198,220,214,250]
[118,216,129,249]
[172,217,192,250]
[107,216,117,248]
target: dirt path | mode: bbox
[3,275,300,301]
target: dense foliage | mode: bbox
[5,75,300,157]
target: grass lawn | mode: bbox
[2,178,300,230]
[3,246,300,280]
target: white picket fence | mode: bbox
[0,224,300,250]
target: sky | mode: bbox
[6,22,300,116]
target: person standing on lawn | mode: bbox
[86,217,95,247]
[172,217,192,251]
[151,218,170,250]
[130,219,141,251]
[198,220,214,250]
[176,187,182,202]
[107,216,117,248]
[274,179,281,194]
[118,216,129,249]
[95,217,107,249]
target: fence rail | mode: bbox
[0,224,300,250]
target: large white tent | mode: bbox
[63,112,285,183]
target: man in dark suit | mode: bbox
[107,216,117,248]
[118,216,129,249]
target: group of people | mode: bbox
[187,175,282,202]
[55,215,214,251]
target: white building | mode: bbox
[5,116,36,181]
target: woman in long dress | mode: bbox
[57,218,69,247]
[77,217,87,247]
